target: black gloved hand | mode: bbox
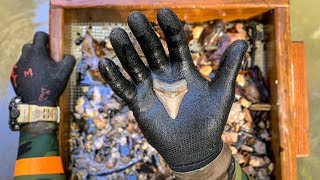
[99,8,248,172]
[10,32,76,107]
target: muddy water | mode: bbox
[0,0,318,179]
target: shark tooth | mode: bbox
[153,79,188,119]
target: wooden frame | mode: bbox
[49,0,309,179]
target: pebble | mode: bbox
[245,84,260,103]
[243,108,253,123]
[240,98,252,108]
[243,166,257,176]
[227,102,242,123]
[221,132,238,145]
[268,163,274,173]
[230,146,238,155]
[249,156,266,167]
[236,74,246,87]
[192,26,204,39]
[93,118,106,130]
[241,122,252,133]
[241,145,254,152]
[234,153,245,164]
[94,137,104,150]
[254,141,267,154]
[257,168,270,180]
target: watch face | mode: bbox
[10,109,19,118]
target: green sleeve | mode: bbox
[234,161,251,180]
[14,123,65,179]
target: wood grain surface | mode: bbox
[291,42,310,158]
[51,0,289,8]
[49,7,70,173]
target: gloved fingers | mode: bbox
[99,58,136,103]
[211,40,248,87]
[110,28,150,84]
[20,44,32,61]
[56,54,76,81]
[128,11,168,71]
[157,8,195,71]
[33,31,49,47]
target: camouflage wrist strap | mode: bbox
[17,104,60,123]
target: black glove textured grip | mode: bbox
[99,8,248,172]
[10,32,76,106]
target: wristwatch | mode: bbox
[9,97,60,131]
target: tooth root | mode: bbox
[153,79,188,119]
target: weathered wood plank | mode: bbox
[291,42,310,158]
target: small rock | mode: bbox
[85,142,92,153]
[242,166,257,176]
[86,134,93,141]
[233,123,240,132]
[241,145,254,152]
[260,130,271,141]
[254,141,267,154]
[104,99,122,111]
[245,84,260,103]
[92,89,102,102]
[257,168,270,180]
[236,74,246,87]
[76,96,86,106]
[75,105,84,114]
[267,163,274,174]
[243,108,253,123]
[258,121,265,129]
[111,114,128,128]
[94,137,104,150]
[142,142,149,150]
[228,22,247,43]
[221,132,238,145]
[249,156,266,167]
[126,110,135,121]
[192,26,204,39]
[94,118,106,130]
[234,153,245,164]
[199,66,212,76]
[230,146,238,154]
[74,113,82,120]
[81,86,89,93]
[84,108,95,119]
[106,39,113,49]
[264,156,271,164]
[127,122,135,134]
[241,122,252,133]
[240,98,252,108]
[227,102,242,123]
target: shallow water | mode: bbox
[0,0,319,179]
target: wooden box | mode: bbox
[49,0,310,179]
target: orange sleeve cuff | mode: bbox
[14,156,64,176]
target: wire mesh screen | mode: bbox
[64,22,130,111]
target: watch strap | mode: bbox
[17,104,60,123]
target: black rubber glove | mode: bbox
[99,8,248,172]
[11,32,76,107]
